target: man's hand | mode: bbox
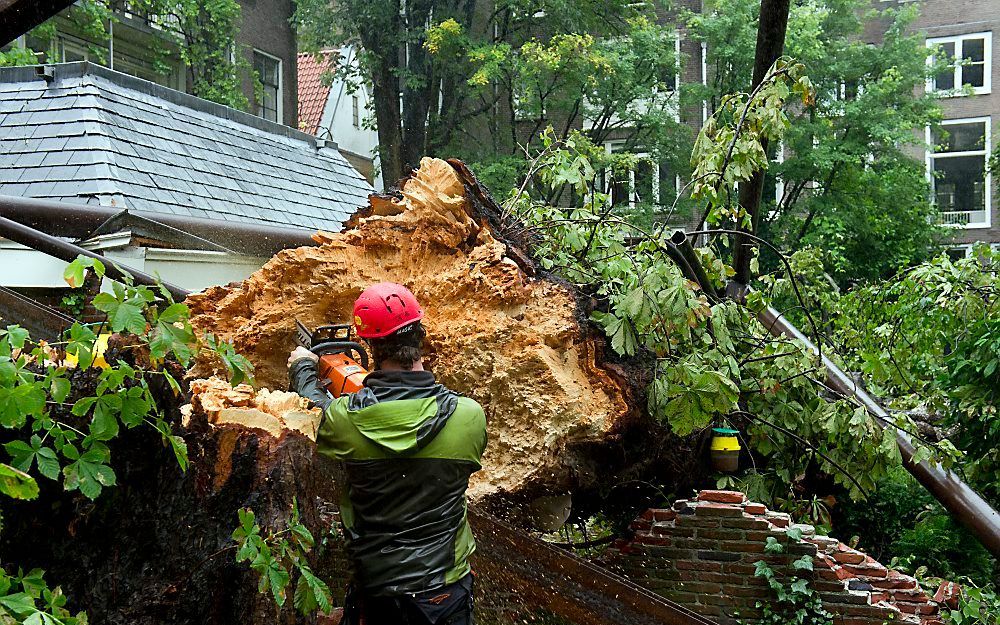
[288,346,318,368]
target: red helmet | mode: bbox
[353,282,424,339]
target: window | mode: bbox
[352,94,360,128]
[600,142,676,213]
[253,50,282,123]
[926,118,991,228]
[927,33,991,95]
[945,244,973,261]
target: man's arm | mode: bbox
[287,348,334,412]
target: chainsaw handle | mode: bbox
[312,341,370,370]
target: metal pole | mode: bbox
[0,214,190,300]
[757,306,1000,557]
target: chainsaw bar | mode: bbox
[294,319,313,349]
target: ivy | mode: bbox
[748,530,832,625]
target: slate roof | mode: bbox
[0,62,372,231]
[297,52,335,136]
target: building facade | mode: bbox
[4,0,298,128]
[297,47,382,190]
[910,0,998,251]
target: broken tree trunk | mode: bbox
[186,157,678,503]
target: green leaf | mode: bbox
[97,296,147,335]
[0,384,47,428]
[0,463,39,500]
[63,256,105,288]
[89,395,122,440]
[0,591,36,616]
[792,555,814,571]
[163,370,182,396]
[35,447,60,481]
[63,451,116,500]
[119,388,151,427]
[2,326,30,350]
[158,303,190,324]
[50,377,71,404]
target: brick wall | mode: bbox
[604,490,959,625]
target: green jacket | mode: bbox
[290,362,487,596]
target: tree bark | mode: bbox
[730,0,791,286]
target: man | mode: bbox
[287,282,487,625]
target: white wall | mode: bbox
[318,46,382,191]
[0,239,266,294]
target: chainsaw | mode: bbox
[294,320,370,398]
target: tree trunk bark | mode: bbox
[731,0,791,286]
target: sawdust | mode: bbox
[186,157,630,499]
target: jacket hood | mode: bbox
[346,370,460,454]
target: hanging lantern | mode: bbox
[710,427,741,472]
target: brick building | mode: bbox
[4,0,298,128]
[868,0,998,251]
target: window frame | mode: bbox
[925,32,992,96]
[252,48,283,124]
[925,116,992,229]
[601,141,678,213]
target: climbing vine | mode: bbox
[0,256,253,623]
[746,528,832,625]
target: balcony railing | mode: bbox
[938,209,987,226]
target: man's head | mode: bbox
[353,282,425,370]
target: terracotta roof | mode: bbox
[297,51,335,136]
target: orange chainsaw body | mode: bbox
[317,352,368,398]
[295,320,371,399]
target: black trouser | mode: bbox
[343,574,474,625]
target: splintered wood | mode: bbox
[185,377,321,441]
[185,157,631,499]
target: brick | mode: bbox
[744,503,768,515]
[697,550,742,562]
[633,533,670,546]
[818,565,855,581]
[834,550,867,565]
[872,572,918,590]
[697,529,747,541]
[676,560,724,572]
[697,490,747,504]
[765,512,791,527]
[675,516,722,529]
[933,581,961,609]
[694,571,730,584]
[696,503,747,517]
[670,537,722,550]
[842,563,888,579]
[630,520,652,531]
[786,543,819,556]
[726,517,773,530]
[653,509,677,522]
[807,536,841,552]
[638,509,655,522]
[720,540,766,553]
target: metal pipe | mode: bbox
[757,304,1000,558]
[665,232,1000,556]
[0,195,320,256]
[0,214,191,300]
